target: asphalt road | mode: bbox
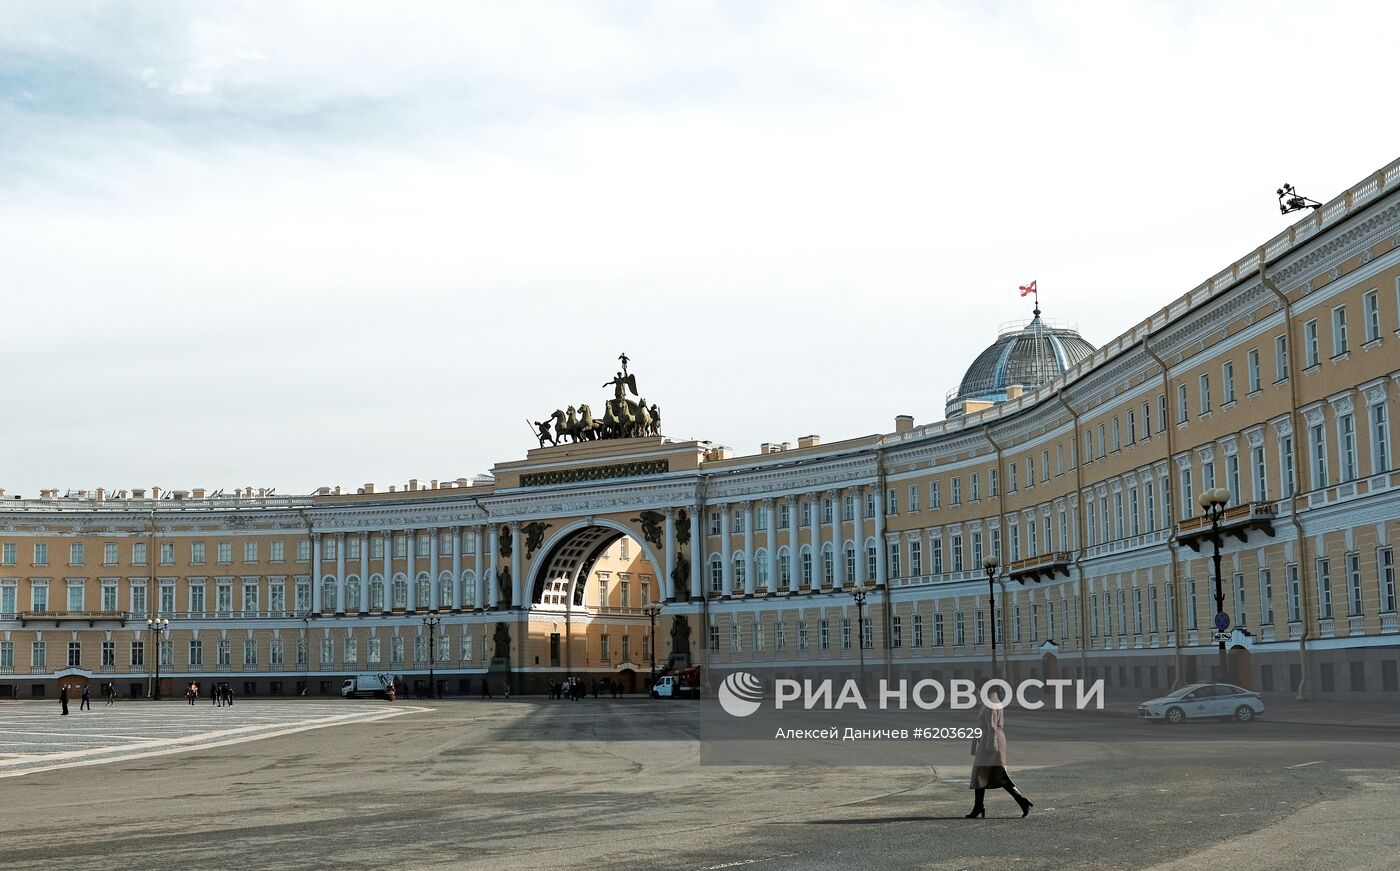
[2,699,1397,871]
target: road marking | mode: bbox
[695,855,799,870]
[1286,760,1323,769]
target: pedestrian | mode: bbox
[60,683,70,716]
[481,678,492,699]
[504,681,510,700]
[966,686,1033,818]
[225,684,234,707]
[80,685,91,711]
[212,682,219,706]
[105,682,116,706]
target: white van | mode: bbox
[340,673,394,699]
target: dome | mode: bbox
[946,309,1095,418]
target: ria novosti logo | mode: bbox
[718,671,765,717]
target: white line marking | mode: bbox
[695,855,799,870]
[1286,760,1323,769]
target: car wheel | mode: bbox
[1165,706,1186,724]
[1234,705,1255,722]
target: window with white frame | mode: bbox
[1247,348,1261,393]
[1287,563,1301,622]
[1275,335,1289,381]
[1309,421,1328,489]
[1380,547,1396,613]
[1339,412,1357,482]
[1304,319,1320,367]
[1260,568,1273,625]
[1371,399,1391,474]
[1332,305,1349,357]
[1177,384,1188,424]
[1364,289,1380,343]
[1317,557,1333,619]
[1347,553,1363,616]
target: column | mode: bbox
[854,488,866,585]
[874,488,888,587]
[311,533,323,614]
[450,526,462,612]
[335,532,346,614]
[785,496,799,593]
[688,507,702,600]
[830,489,845,591]
[719,505,732,596]
[358,532,369,613]
[808,494,820,590]
[663,508,677,602]
[510,522,523,608]
[473,526,484,610]
[742,501,755,597]
[765,498,777,595]
[406,528,417,611]
[488,524,500,609]
[429,527,441,611]
[381,531,391,612]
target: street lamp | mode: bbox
[983,556,1000,680]
[423,613,442,699]
[146,615,169,700]
[642,603,662,689]
[1199,487,1231,681]
[850,583,872,687]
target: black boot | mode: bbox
[1005,785,1034,817]
[965,788,986,818]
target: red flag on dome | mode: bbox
[1019,280,1037,297]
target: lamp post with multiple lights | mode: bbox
[1199,487,1232,681]
[423,613,442,698]
[983,556,1001,680]
[642,603,662,690]
[147,615,169,700]
[850,583,872,687]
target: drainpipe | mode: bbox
[1141,332,1187,690]
[696,473,710,682]
[981,424,1009,680]
[876,447,894,687]
[1260,261,1313,702]
[1052,391,1092,681]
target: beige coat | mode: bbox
[972,703,1007,766]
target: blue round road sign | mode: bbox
[1214,612,1231,631]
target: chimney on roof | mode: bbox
[132,488,146,499]
[895,415,914,433]
[151,486,162,500]
[797,435,821,449]
[363,483,375,494]
[192,488,206,499]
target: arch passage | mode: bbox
[530,526,626,606]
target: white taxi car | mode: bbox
[1137,682,1265,724]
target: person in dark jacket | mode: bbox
[967,687,1034,818]
[60,683,70,716]
[80,685,91,711]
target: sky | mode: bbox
[2,1,1398,497]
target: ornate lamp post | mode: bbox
[642,603,662,689]
[983,556,1000,680]
[146,615,169,700]
[851,583,872,686]
[423,613,442,699]
[1199,487,1231,682]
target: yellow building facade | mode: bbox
[3,156,1400,702]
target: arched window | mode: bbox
[865,540,878,581]
[369,575,385,611]
[844,543,857,583]
[322,577,337,612]
[346,576,362,612]
[733,553,746,588]
[778,547,792,588]
[800,546,813,588]
[755,549,769,592]
[438,573,454,610]
[392,574,408,610]
[462,570,477,609]
[821,544,834,586]
[709,555,724,593]
[416,572,431,609]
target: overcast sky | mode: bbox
[2,2,1397,497]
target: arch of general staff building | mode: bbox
[3,155,1400,701]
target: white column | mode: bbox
[785,496,799,593]
[765,498,777,595]
[335,533,346,614]
[874,488,888,587]
[854,488,866,585]
[381,532,391,612]
[358,532,369,613]
[719,505,732,596]
[742,501,755,597]
[450,526,462,611]
[406,528,417,611]
[808,494,820,590]
[663,508,677,601]
[688,507,702,600]
[311,533,323,614]
[487,525,500,609]
[510,522,523,608]
[830,489,845,591]
[473,527,485,609]
[429,528,441,611]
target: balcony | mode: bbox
[1007,552,1072,584]
[1318,617,1335,638]
[17,610,130,628]
[1348,615,1365,636]
[1175,502,1276,552]
[1383,613,1398,634]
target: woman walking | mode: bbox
[967,687,1034,818]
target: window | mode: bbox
[1222,362,1235,404]
[1348,553,1363,616]
[930,537,943,574]
[1371,399,1391,474]
[1165,583,1175,632]
[952,534,964,573]
[103,543,118,566]
[1179,466,1194,520]
[1339,412,1357,482]
[1233,572,1247,628]
[34,543,48,566]
[1260,568,1273,625]
[66,584,83,612]
[1381,548,1396,613]
[970,474,980,502]
[819,620,829,650]
[951,477,961,505]
[779,503,790,529]
[1227,453,1241,502]
[1056,444,1065,475]
[68,543,84,566]
[244,541,258,563]
[1281,434,1296,497]
[886,489,898,515]
[910,539,922,576]
[1304,319,1320,368]
[1042,450,1050,482]
[908,486,920,513]
[912,613,924,648]
[1247,349,1261,393]
[1252,444,1268,501]
[887,542,901,580]
[954,612,965,647]
[797,622,808,651]
[160,542,175,565]
[1331,305,1349,357]
[1111,419,1121,452]
[929,482,941,509]
[934,613,945,646]
[1149,586,1159,632]
[1177,384,1188,424]
[775,621,786,651]
[1127,412,1137,445]
[246,638,259,666]
[1199,374,1211,415]
[1010,464,1019,492]
[1317,557,1334,618]
[1275,335,1289,381]
[2,543,15,566]
[131,640,145,667]
[68,641,82,668]
[1364,289,1381,343]
[1287,563,1301,622]
[191,542,206,565]
[1097,426,1106,459]
[1309,422,1328,489]
[840,618,851,649]
[990,468,999,496]
[1157,393,1167,431]
[1187,581,1198,630]
[101,584,118,612]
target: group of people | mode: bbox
[182,681,236,706]
[57,681,120,715]
[547,677,623,700]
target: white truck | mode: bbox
[650,667,701,699]
[340,673,394,699]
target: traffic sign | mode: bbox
[1213,612,1231,631]
[1213,631,1231,644]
